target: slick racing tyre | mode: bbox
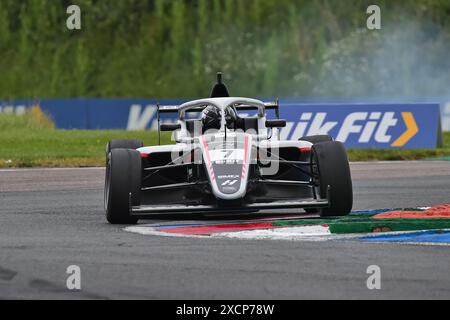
[300,135,333,144]
[105,149,142,224]
[311,141,353,217]
[106,139,143,163]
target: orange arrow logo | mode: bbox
[391,112,419,147]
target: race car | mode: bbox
[104,73,353,224]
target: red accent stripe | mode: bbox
[299,147,311,153]
[244,135,249,162]
[242,135,249,179]
[140,153,150,158]
[202,136,216,181]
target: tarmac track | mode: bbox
[0,161,449,300]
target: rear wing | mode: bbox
[236,101,280,119]
[158,100,280,118]
[156,100,280,145]
[158,105,181,113]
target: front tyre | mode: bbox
[312,141,353,217]
[105,149,142,224]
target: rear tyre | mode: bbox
[106,139,143,163]
[105,149,142,224]
[300,135,333,144]
[312,141,352,217]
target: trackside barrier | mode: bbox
[0,99,444,149]
[280,103,442,149]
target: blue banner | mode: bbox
[0,99,442,149]
[280,103,441,149]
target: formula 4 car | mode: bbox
[104,73,353,224]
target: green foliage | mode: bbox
[0,106,54,130]
[1,0,450,99]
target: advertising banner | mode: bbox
[280,103,441,149]
[0,99,442,149]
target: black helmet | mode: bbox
[224,106,238,129]
[202,105,222,131]
[202,105,239,131]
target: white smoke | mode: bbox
[311,22,450,98]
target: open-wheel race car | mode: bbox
[104,74,352,224]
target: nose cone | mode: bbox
[222,186,239,194]
[200,133,252,201]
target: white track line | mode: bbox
[0,167,104,172]
[350,160,450,164]
[212,225,331,240]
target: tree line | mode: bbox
[0,0,449,99]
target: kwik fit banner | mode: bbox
[280,103,441,149]
[0,99,442,149]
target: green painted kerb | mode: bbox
[273,216,450,234]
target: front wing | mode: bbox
[131,198,329,216]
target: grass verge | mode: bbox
[0,110,171,168]
[0,111,449,167]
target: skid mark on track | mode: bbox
[0,265,18,281]
[28,278,109,299]
[29,279,67,293]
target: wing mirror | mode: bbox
[160,123,181,131]
[265,119,286,128]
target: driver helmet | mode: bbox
[224,106,238,129]
[201,105,222,131]
[201,105,239,132]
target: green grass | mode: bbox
[0,112,172,168]
[0,112,449,167]
[347,132,450,161]
[0,129,173,168]
[347,135,450,161]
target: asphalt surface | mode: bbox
[0,161,450,300]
